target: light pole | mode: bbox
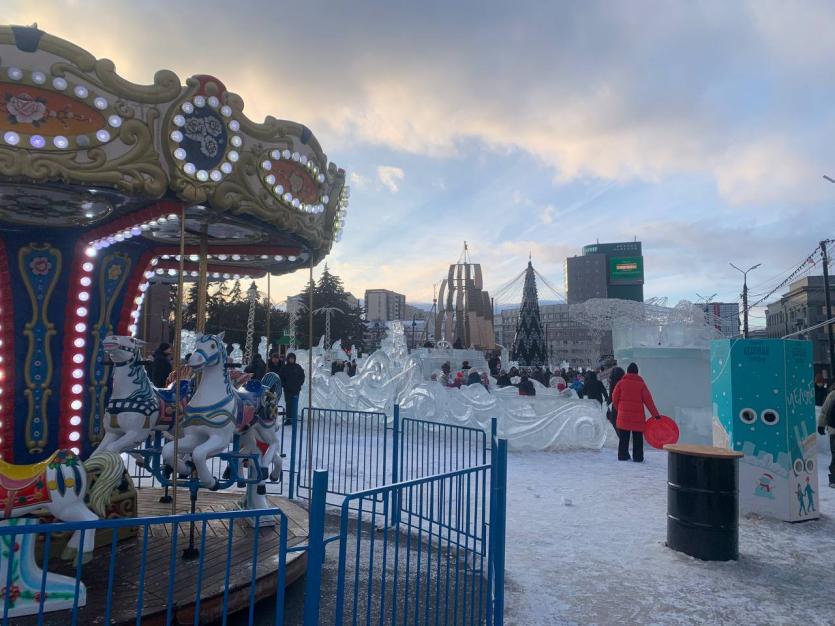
[730,262,761,338]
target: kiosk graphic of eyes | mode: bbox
[760,409,780,426]
[805,458,814,473]
[794,459,804,474]
[739,408,757,424]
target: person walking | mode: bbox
[279,352,305,426]
[244,352,267,379]
[582,370,609,405]
[818,386,835,488]
[610,362,660,462]
[150,342,173,388]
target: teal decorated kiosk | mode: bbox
[711,338,819,522]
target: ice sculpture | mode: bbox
[294,322,611,451]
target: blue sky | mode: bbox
[11,1,835,323]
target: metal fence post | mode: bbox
[390,404,400,526]
[491,439,508,625]
[288,407,299,500]
[303,469,328,625]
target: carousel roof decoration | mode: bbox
[0,25,349,271]
[0,25,349,463]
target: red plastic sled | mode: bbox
[645,415,680,449]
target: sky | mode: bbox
[9,1,835,324]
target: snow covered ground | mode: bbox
[504,447,835,626]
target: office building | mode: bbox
[566,241,644,303]
[365,289,406,322]
[699,302,741,337]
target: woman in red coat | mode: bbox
[610,362,660,462]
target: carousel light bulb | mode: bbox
[7,67,23,80]
[140,224,151,231]
[167,213,177,220]
[52,77,68,90]
[71,447,80,455]
[193,95,206,107]
[220,162,233,174]
[212,272,221,278]
[182,101,194,114]
[291,152,300,161]
[261,160,271,170]
[288,255,297,262]
[228,120,240,131]
[78,291,90,302]
[74,322,86,333]
[82,262,94,272]
[208,96,220,108]
[184,163,196,175]
[131,310,141,318]
[273,185,284,195]
[84,247,96,258]
[233,274,240,280]
[76,306,88,317]
[167,269,177,276]
[128,324,137,335]
[96,129,111,142]
[322,195,329,204]
[94,97,108,110]
[173,114,186,127]
[131,227,142,236]
[217,254,228,261]
[283,192,292,203]
[281,149,291,159]
[53,135,69,149]
[189,254,199,262]
[228,150,239,162]
[221,105,232,117]
[174,148,187,160]
[155,268,164,275]
[274,255,284,261]
[196,169,209,181]
[70,416,82,426]
[270,150,281,159]
[108,115,122,128]
[3,131,19,146]
[71,400,82,411]
[72,353,84,365]
[73,338,85,348]
[71,384,83,395]
[69,431,81,442]
[210,170,222,182]
[30,135,46,149]
[232,254,241,261]
[223,273,231,279]
[190,271,198,277]
[317,173,325,183]
[292,198,300,208]
[170,130,183,142]
[150,258,159,266]
[72,369,84,381]
[300,155,308,165]
[139,283,148,292]
[264,174,276,185]
[114,233,124,242]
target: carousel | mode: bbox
[0,25,347,621]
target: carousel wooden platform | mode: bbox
[19,488,309,625]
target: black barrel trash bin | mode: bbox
[664,444,744,561]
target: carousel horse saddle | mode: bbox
[235,380,267,430]
[0,450,60,488]
[156,380,192,426]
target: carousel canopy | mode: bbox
[0,25,349,276]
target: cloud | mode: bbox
[376,166,405,193]
[540,205,556,224]
[348,171,368,188]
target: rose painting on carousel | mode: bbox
[2,84,103,137]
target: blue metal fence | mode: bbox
[44,404,507,625]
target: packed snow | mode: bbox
[503,446,835,626]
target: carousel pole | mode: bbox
[170,205,187,516]
[307,260,314,488]
[183,222,209,561]
[266,273,271,353]
[244,282,258,366]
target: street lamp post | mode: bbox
[821,176,835,380]
[730,263,761,339]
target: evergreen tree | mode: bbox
[511,261,547,366]
[294,265,366,351]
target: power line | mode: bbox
[744,247,821,312]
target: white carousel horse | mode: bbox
[94,335,189,459]
[161,333,282,493]
[0,449,123,563]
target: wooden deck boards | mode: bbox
[16,488,308,625]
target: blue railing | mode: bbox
[0,507,291,626]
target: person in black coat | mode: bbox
[518,374,536,396]
[150,343,173,388]
[581,370,609,405]
[467,370,482,386]
[244,353,267,379]
[267,351,283,375]
[279,353,305,425]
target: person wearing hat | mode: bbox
[611,362,660,462]
[279,352,305,426]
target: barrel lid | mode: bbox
[664,444,743,459]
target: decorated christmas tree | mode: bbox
[511,260,547,366]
